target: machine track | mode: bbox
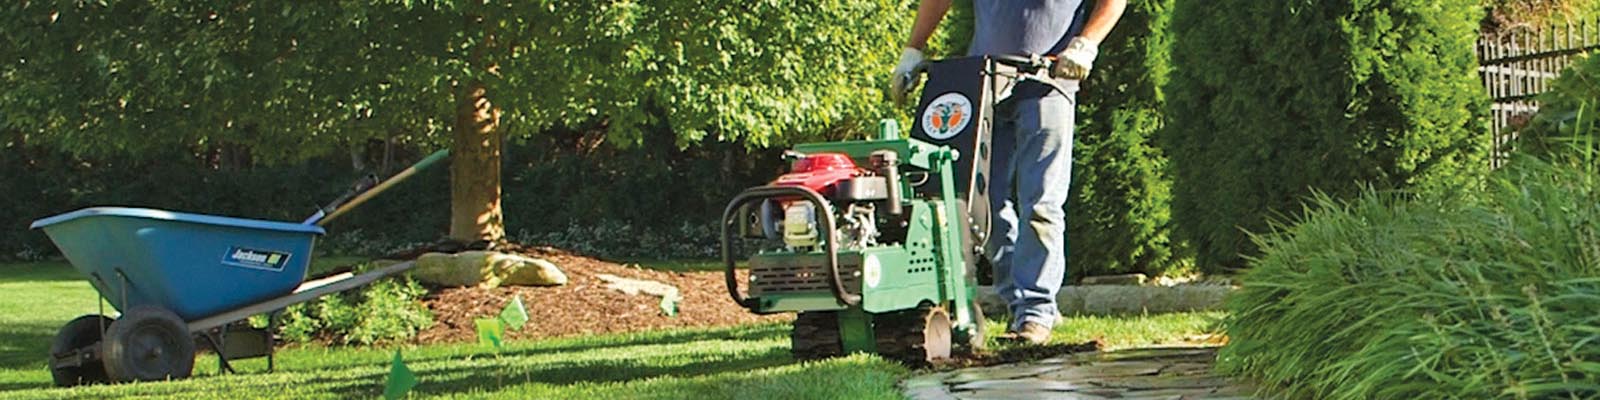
[873,304,952,366]
[790,311,843,360]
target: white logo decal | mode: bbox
[863,255,882,288]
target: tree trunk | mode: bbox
[449,81,505,243]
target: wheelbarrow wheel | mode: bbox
[102,306,195,383]
[50,314,114,387]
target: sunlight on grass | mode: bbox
[0,260,1224,399]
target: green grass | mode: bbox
[1050,312,1223,350]
[0,260,1220,399]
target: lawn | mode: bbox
[0,261,1220,399]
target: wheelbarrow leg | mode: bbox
[267,310,279,372]
[201,330,237,374]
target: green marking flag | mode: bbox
[383,350,417,400]
[659,292,680,317]
[475,318,504,349]
[499,295,529,330]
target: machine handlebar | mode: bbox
[721,185,861,311]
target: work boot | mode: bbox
[999,321,1052,345]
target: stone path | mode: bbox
[902,346,1256,400]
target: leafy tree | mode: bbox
[2,1,911,243]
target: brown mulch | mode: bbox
[391,242,789,345]
[379,240,1098,370]
[933,340,1103,370]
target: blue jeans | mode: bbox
[988,83,1075,330]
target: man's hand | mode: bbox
[890,47,926,105]
[1053,37,1099,80]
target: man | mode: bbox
[891,0,1126,344]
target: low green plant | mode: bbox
[1219,159,1600,399]
[1521,53,1600,174]
[278,263,433,345]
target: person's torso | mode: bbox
[968,0,1089,57]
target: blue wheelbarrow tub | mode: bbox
[31,207,325,321]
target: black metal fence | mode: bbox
[1478,17,1593,166]
[1478,17,1600,167]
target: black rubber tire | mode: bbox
[102,306,195,383]
[50,314,115,387]
[873,304,953,366]
[791,312,844,361]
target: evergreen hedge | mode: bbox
[1163,0,1490,270]
[1069,0,1182,278]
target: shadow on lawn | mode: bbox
[0,322,60,372]
[278,343,795,398]
[397,323,790,366]
[0,263,84,284]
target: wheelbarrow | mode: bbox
[29,149,448,387]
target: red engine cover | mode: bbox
[772,153,858,195]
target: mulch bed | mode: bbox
[386,241,789,345]
[380,240,1098,370]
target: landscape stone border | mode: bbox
[976,284,1233,316]
[903,346,1257,400]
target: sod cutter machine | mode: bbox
[723,55,1068,363]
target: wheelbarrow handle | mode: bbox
[303,149,449,226]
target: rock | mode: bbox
[596,274,679,298]
[944,364,1063,384]
[413,252,483,287]
[410,251,567,288]
[951,378,1090,392]
[500,257,568,287]
[977,284,1234,316]
[1044,361,1166,381]
[1080,273,1148,286]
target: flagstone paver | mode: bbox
[903,346,1256,400]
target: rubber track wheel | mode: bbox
[102,305,195,383]
[874,304,952,366]
[50,314,115,387]
[791,311,844,361]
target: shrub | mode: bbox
[1219,159,1600,399]
[1164,0,1490,271]
[278,264,433,345]
[1068,0,1184,279]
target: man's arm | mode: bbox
[1055,0,1126,79]
[1076,0,1127,43]
[905,0,953,50]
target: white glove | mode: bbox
[890,47,925,105]
[1053,37,1099,80]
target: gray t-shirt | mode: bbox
[968,0,1089,57]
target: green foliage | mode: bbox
[279,266,432,345]
[1519,53,1600,170]
[1163,0,1490,270]
[1220,159,1600,399]
[1484,0,1600,27]
[0,0,916,160]
[1069,0,1184,278]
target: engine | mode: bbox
[747,152,898,250]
